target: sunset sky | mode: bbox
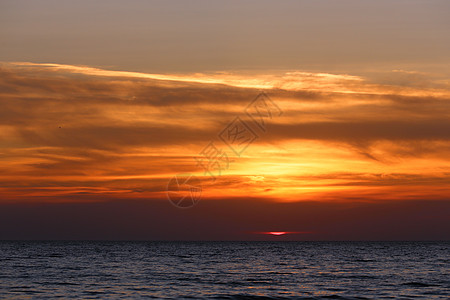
[1,0,449,240]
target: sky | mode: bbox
[0,0,449,240]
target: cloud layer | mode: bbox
[1,62,450,206]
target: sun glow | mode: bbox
[267,232,287,236]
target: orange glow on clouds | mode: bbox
[0,62,450,205]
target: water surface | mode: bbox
[0,241,448,299]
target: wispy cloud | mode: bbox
[1,62,450,204]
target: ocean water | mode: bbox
[0,241,448,299]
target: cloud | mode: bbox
[266,119,450,142]
[1,62,450,205]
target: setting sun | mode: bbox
[267,232,287,236]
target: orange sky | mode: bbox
[1,1,449,240]
[1,62,450,208]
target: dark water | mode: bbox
[0,241,448,299]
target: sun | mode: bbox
[267,232,287,236]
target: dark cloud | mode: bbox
[266,119,450,142]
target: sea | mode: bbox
[0,241,448,299]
